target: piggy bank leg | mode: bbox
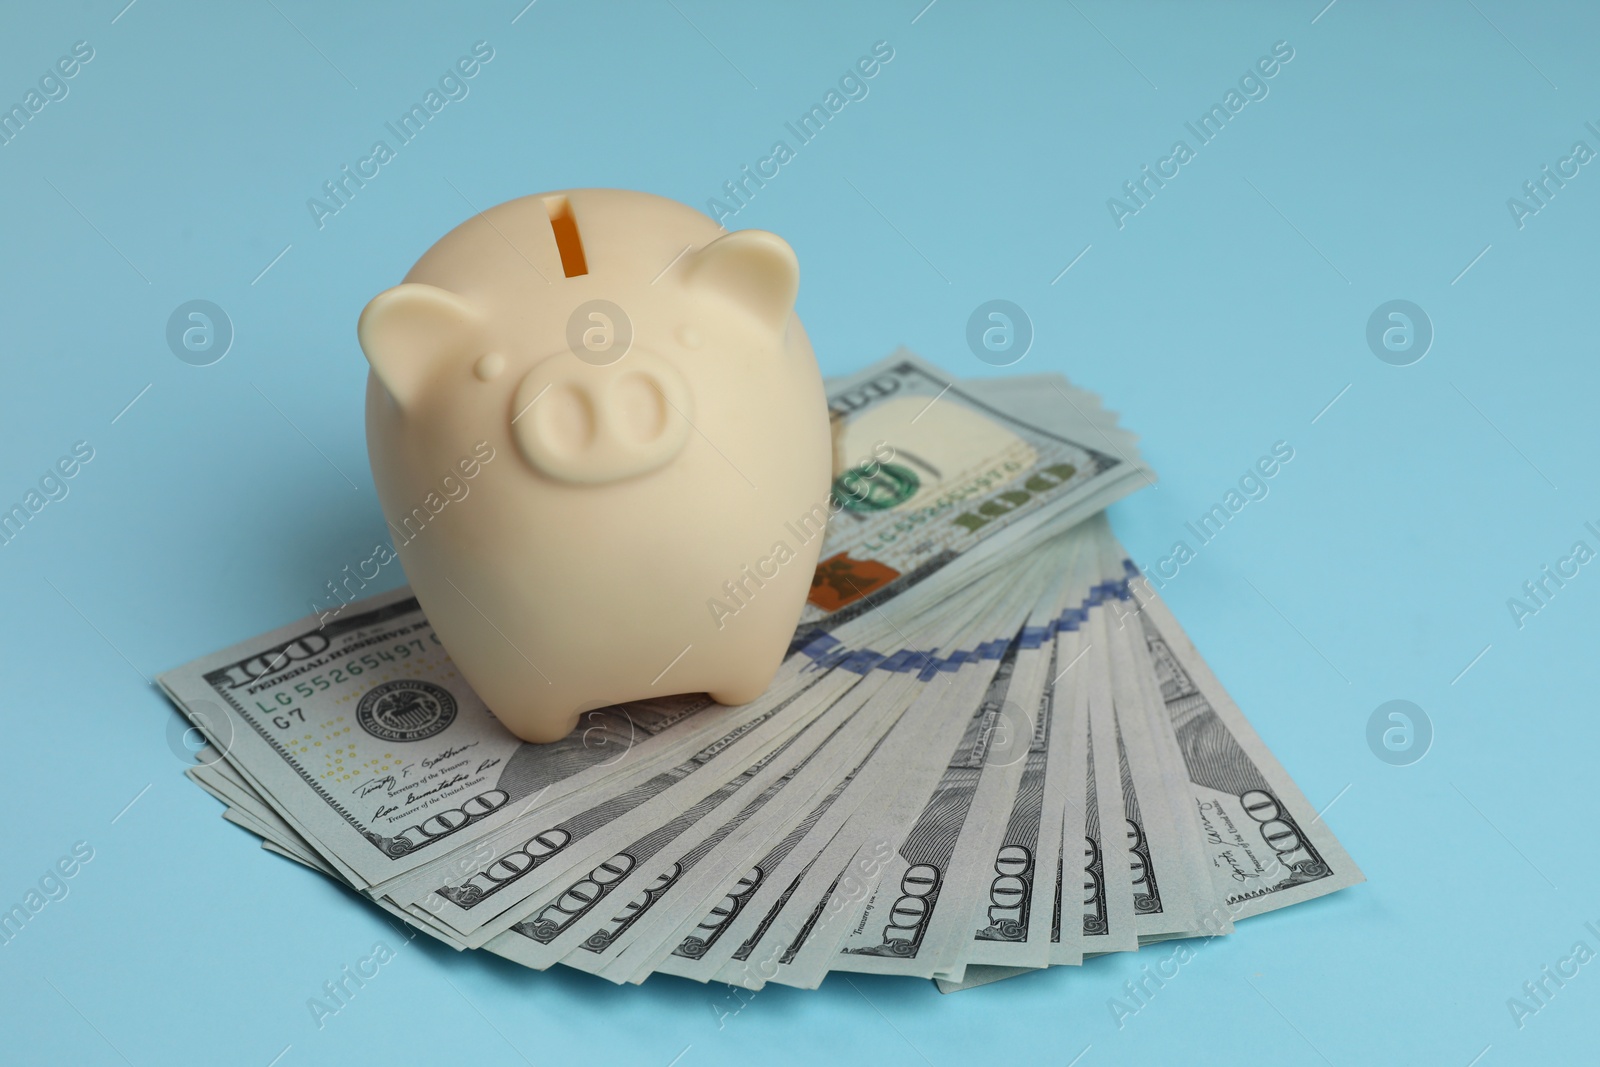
[495,705,583,745]
[708,678,768,707]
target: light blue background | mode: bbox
[2,2,1595,1064]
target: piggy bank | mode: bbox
[358,189,831,742]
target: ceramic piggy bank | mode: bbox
[358,189,831,742]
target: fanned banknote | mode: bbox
[160,354,1360,995]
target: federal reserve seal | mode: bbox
[356,680,457,742]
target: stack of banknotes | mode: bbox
[160,352,1361,992]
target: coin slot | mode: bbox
[544,195,589,278]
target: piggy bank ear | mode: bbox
[684,230,799,332]
[358,283,484,407]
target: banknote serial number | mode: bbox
[214,629,438,695]
[244,638,438,721]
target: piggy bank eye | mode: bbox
[474,353,506,381]
[510,351,693,485]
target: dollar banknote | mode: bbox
[161,358,1361,994]
[490,670,890,972]
[801,352,1151,635]
[828,541,1076,981]
[721,579,1045,989]
[827,625,1030,979]
[1115,567,1364,921]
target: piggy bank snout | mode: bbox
[511,350,692,485]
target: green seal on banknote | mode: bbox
[832,462,921,513]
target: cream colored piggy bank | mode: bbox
[359,189,831,742]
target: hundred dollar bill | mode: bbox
[158,357,1145,896]
[957,641,1056,967]
[956,536,1094,969]
[752,581,1046,988]
[495,742,816,970]
[585,666,935,983]
[167,363,1380,997]
[935,522,1359,994]
[157,587,742,888]
[827,539,1079,981]
[917,606,1059,977]
[188,761,322,869]
[668,740,881,984]
[827,631,1030,979]
[802,353,1149,637]
[1092,601,1206,942]
[646,721,884,983]
[188,762,314,860]
[648,583,1021,986]
[398,570,1014,943]
[487,670,892,971]
[956,377,1159,969]
[1114,718,1175,935]
[711,585,1040,989]
[653,720,896,984]
[184,747,482,948]
[1094,527,1231,941]
[960,374,1146,480]
[583,707,910,981]
[1082,701,1137,956]
[1041,553,1106,966]
[402,664,867,943]
[1055,534,1144,962]
[934,963,1036,993]
[1112,558,1365,919]
[173,366,1369,996]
